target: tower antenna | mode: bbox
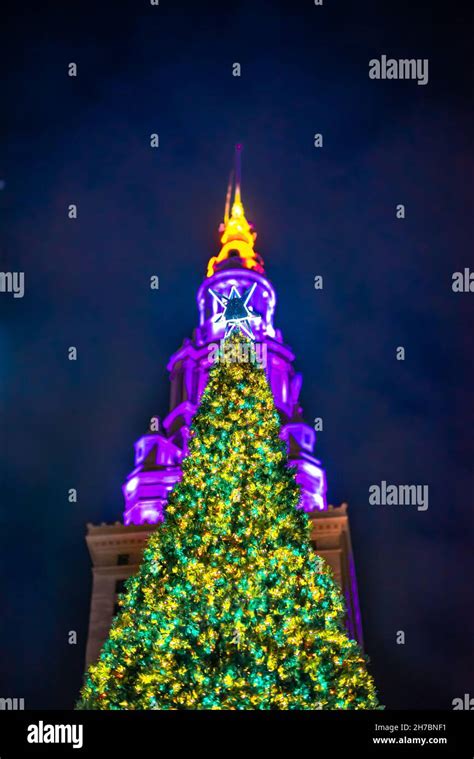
[223,170,233,225]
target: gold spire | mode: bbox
[207,145,264,278]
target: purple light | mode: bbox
[122,259,327,526]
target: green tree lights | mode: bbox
[78,335,380,710]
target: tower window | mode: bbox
[117,553,130,566]
[115,578,127,594]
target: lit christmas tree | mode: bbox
[78,327,381,710]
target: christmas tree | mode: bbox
[78,332,380,709]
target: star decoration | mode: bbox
[209,282,258,339]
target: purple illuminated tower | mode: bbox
[84,152,363,664]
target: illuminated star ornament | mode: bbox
[210,283,258,339]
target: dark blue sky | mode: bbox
[2,0,473,709]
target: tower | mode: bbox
[84,148,363,665]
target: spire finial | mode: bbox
[207,145,264,278]
[234,143,242,205]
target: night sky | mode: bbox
[2,0,473,710]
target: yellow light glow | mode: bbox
[206,187,264,277]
